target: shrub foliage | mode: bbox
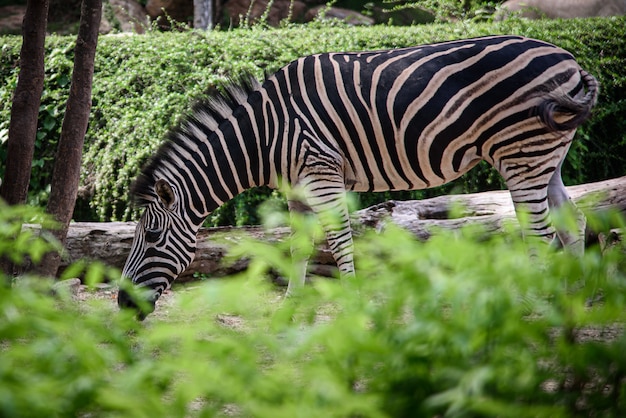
[0,17,625,223]
[1,202,626,417]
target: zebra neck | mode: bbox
[184,95,272,220]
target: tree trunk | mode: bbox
[194,0,214,29]
[34,0,102,277]
[0,0,49,278]
[0,0,48,206]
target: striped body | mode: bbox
[119,35,598,318]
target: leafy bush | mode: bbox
[0,201,59,270]
[2,201,626,417]
[0,17,625,224]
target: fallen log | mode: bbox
[354,175,626,240]
[59,176,626,281]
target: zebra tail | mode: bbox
[537,69,600,132]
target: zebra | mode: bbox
[118,35,599,318]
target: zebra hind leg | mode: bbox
[507,184,555,249]
[500,134,585,256]
[500,152,559,250]
[547,163,586,256]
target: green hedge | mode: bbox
[1,17,625,224]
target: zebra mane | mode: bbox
[130,74,262,207]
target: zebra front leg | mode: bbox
[288,138,356,291]
[286,199,314,296]
[285,189,356,295]
[304,185,356,281]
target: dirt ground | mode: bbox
[63,275,624,345]
[59,278,179,322]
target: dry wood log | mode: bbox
[58,176,626,281]
[354,175,626,241]
[60,223,334,282]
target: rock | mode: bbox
[496,0,626,20]
[368,4,435,25]
[52,278,82,297]
[49,0,83,25]
[0,1,147,35]
[305,6,374,25]
[223,0,307,26]
[101,0,148,34]
[145,0,194,27]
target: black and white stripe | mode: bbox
[119,35,598,317]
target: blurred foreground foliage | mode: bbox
[2,202,626,417]
[0,17,625,224]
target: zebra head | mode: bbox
[118,178,198,319]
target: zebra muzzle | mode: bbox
[117,287,157,321]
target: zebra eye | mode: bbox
[145,228,162,243]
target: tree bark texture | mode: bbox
[0,0,48,205]
[50,176,626,282]
[1,0,49,278]
[194,0,214,29]
[34,0,102,277]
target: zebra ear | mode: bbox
[154,179,177,210]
